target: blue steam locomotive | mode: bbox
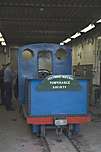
[18,43,90,136]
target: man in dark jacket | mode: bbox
[14,76,18,99]
[4,63,14,110]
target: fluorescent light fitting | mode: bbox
[63,38,71,43]
[71,32,81,39]
[0,32,2,37]
[1,41,6,46]
[81,24,95,33]
[96,19,101,23]
[60,42,64,45]
[0,37,5,42]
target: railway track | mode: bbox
[68,135,93,152]
[39,129,93,152]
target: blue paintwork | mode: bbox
[73,125,80,134]
[18,43,72,104]
[28,79,88,116]
[32,125,40,134]
[18,43,89,135]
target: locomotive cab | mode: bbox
[38,51,52,79]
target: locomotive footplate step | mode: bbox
[45,130,77,152]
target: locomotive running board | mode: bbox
[27,115,91,125]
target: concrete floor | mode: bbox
[80,104,101,152]
[80,121,101,152]
[0,104,101,152]
[0,106,43,152]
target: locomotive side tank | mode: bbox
[18,43,91,135]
